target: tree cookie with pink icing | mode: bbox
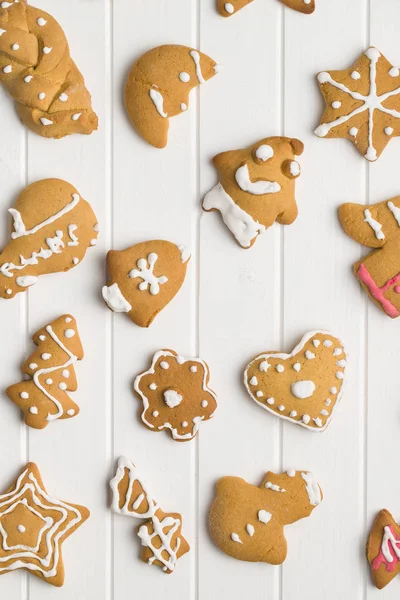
[218,0,315,17]
[367,509,400,590]
[209,469,322,564]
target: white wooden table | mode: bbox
[1,0,400,598]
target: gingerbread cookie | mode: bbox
[125,45,218,148]
[209,469,322,564]
[244,331,347,431]
[110,457,190,573]
[102,241,190,327]
[0,0,98,138]
[202,136,303,248]
[279,0,315,13]
[315,47,400,162]
[218,0,315,17]
[339,198,400,318]
[0,462,89,587]
[133,350,218,442]
[367,509,400,589]
[0,179,98,299]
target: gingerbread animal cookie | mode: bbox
[0,0,98,138]
[340,198,400,318]
[0,179,98,299]
[209,469,322,564]
[202,136,303,248]
[0,462,89,587]
[110,457,190,574]
[244,331,347,431]
[102,241,190,328]
[367,509,400,589]
[133,350,218,442]
[315,47,400,162]
[125,45,218,148]
[218,0,315,17]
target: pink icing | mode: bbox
[372,525,400,573]
[357,263,400,318]
[395,286,400,294]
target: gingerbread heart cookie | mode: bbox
[244,331,347,431]
[217,0,315,17]
[102,241,190,327]
[367,509,400,589]
[202,136,303,248]
[125,45,218,148]
[209,469,322,564]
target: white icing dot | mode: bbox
[201,400,208,408]
[179,72,190,83]
[149,383,157,390]
[323,340,332,347]
[349,127,358,137]
[67,409,75,416]
[90,239,97,246]
[62,370,69,378]
[41,353,51,360]
[291,380,316,399]
[43,46,52,54]
[259,360,269,372]
[333,348,342,356]
[3,65,12,74]
[329,387,337,394]
[190,366,198,373]
[11,43,19,51]
[336,372,344,380]
[59,382,67,391]
[45,378,53,385]
[231,533,242,544]
[64,328,75,338]
[29,363,37,370]
[351,71,361,80]
[29,406,38,414]
[40,118,53,126]
[255,144,274,161]
[181,421,188,427]
[180,103,187,111]
[163,390,183,408]
[72,113,82,121]
[20,392,29,399]
[336,359,347,368]
[37,17,47,26]
[389,67,400,77]
[313,340,320,348]
[289,161,301,177]
[267,398,274,405]
[321,409,329,416]
[256,391,263,398]
[17,525,25,533]
[73,257,79,265]
[160,361,169,370]
[224,2,234,12]
[293,363,301,372]
[65,317,72,323]
[246,524,254,537]
[24,75,33,83]
[325,398,332,406]
[278,405,285,412]
[385,127,394,136]
[290,410,297,418]
[59,93,68,102]
[258,510,272,524]
[38,92,46,100]
[305,350,315,360]
[276,364,284,373]
[302,414,311,424]
[249,376,258,385]
[93,223,100,232]
[176,356,185,365]
[332,101,341,109]
[39,335,46,341]
[152,411,159,417]
[287,469,296,477]
[318,71,330,84]
[313,418,323,427]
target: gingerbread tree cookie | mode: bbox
[367,509,400,589]
[217,0,315,17]
[6,315,84,429]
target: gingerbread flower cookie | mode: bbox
[0,179,98,299]
[367,509,400,589]
[0,462,89,587]
[102,241,190,327]
[133,350,218,442]
[315,47,400,162]
[125,45,218,148]
[209,469,322,564]
[0,0,98,138]
[110,457,190,573]
[218,0,315,17]
[6,315,84,429]
[339,197,400,318]
[202,136,303,248]
[244,331,347,431]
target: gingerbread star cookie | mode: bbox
[0,462,89,587]
[110,457,190,573]
[125,45,218,148]
[102,241,190,327]
[133,350,218,442]
[202,136,303,248]
[367,509,400,590]
[209,469,322,564]
[244,331,347,431]
[315,47,400,162]
[217,0,315,17]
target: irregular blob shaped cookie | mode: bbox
[0,179,98,299]
[0,462,89,587]
[110,457,190,573]
[133,350,218,442]
[315,47,400,162]
[244,331,347,431]
[202,136,303,248]
[209,469,322,564]
[0,0,98,138]
[217,0,315,17]
[339,198,400,318]
[125,45,218,148]
[102,241,190,327]
[367,509,400,590]
[6,314,83,429]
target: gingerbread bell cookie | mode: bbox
[102,241,190,327]
[315,47,400,162]
[133,350,218,442]
[367,509,400,590]
[0,0,98,138]
[340,198,400,318]
[125,45,218,148]
[218,0,315,17]
[110,457,190,573]
[244,331,347,431]
[0,462,89,587]
[202,136,303,248]
[0,179,98,299]
[209,469,322,564]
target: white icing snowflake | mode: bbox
[128,253,168,295]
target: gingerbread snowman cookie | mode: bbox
[367,509,400,590]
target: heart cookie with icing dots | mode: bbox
[244,331,347,431]
[367,509,400,590]
[218,0,315,17]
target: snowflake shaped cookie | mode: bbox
[315,47,400,162]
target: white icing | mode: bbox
[323,340,332,347]
[160,361,169,370]
[231,533,242,544]
[333,348,342,357]
[40,118,53,126]
[256,391,263,398]
[129,253,168,295]
[293,363,301,372]
[313,340,320,347]
[180,103,187,111]
[249,376,258,385]
[276,364,284,373]
[301,472,322,506]
[265,482,286,493]
[11,44,19,51]
[235,164,281,195]
[364,209,384,240]
[381,526,400,563]
[190,366,197,373]
[149,383,157,390]
[59,93,68,102]
[2,65,12,74]
[278,405,285,412]
[102,283,132,313]
[385,127,394,135]
[29,407,37,414]
[179,72,190,83]
[163,390,183,408]
[67,224,79,246]
[332,101,341,109]
[258,510,272,524]
[259,361,269,372]
[255,145,274,161]
[38,92,45,100]
[305,350,315,360]
[289,161,301,177]
[313,418,323,427]
[37,17,47,26]
[267,398,274,405]
[246,524,254,536]
[42,46,52,54]
[290,410,297,417]
[9,194,80,240]
[336,372,344,380]
[149,88,167,118]
[110,457,156,519]
[336,359,346,368]
[349,127,358,137]
[201,400,208,407]
[389,67,400,78]
[15,276,37,287]
[224,2,234,13]
[291,380,316,399]
[72,113,81,121]
[64,329,75,339]
[388,201,400,226]
[287,469,296,477]
[29,363,37,370]
[177,245,190,263]
[189,50,205,84]
[302,414,311,424]
[24,76,33,83]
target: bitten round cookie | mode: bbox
[244,331,347,431]
[125,45,218,148]
[133,350,218,442]
[217,0,315,17]
[202,136,303,248]
[367,509,400,590]
[209,469,322,564]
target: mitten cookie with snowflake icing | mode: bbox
[315,47,400,162]
[217,0,315,17]
[367,509,400,590]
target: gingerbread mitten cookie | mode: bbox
[244,331,347,431]
[209,469,322,564]
[367,509,400,589]
[0,462,89,587]
[125,45,218,148]
[133,350,218,442]
[110,457,190,573]
[202,136,303,248]
[0,179,98,299]
[102,241,190,327]
[315,47,400,162]
[0,0,98,138]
